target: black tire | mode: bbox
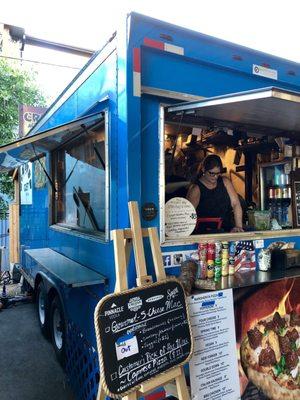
[36,281,50,337]
[50,295,66,368]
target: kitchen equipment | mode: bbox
[271,249,300,270]
[259,162,292,228]
[248,210,271,230]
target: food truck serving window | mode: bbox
[0,110,109,238]
[53,119,106,235]
[161,87,300,243]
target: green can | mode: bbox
[214,263,222,282]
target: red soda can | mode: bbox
[198,242,208,262]
[207,242,215,260]
[199,260,207,279]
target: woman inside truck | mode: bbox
[186,154,244,233]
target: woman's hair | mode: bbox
[202,154,223,172]
[192,154,223,182]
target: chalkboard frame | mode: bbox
[94,278,193,398]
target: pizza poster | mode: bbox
[188,290,240,400]
[234,277,300,400]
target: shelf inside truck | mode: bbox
[194,267,300,292]
[24,248,107,288]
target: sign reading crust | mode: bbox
[165,197,197,238]
[94,280,193,398]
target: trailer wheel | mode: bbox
[37,281,50,337]
[50,295,66,367]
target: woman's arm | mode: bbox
[223,177,244,232]
[186,184,201,210]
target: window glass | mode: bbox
[55,123,106,234]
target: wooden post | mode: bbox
[9,169,20,264]
[128,201,153,286]
[148,227,166,281]
[112,229,128,292]
[9,203,19,264]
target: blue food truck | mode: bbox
[2,11,300,400]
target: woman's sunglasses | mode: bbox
[207,170,221,177]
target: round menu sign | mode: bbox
[165,197,197,238]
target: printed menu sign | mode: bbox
[95,280,193,397]
[188,289,240,400]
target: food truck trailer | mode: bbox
[2,12,300,400]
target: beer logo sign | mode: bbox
[128,296,142,312]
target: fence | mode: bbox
[0,213,9,271]
[0,213,9,248]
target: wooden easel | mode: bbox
[97,201,190,400]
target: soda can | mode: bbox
[275,187,282,199]
[221,260,229,276]
[221,250,229,259]
[198,242,207,262]
[268,187,275,199]
[215,258,222,266]
[221,241,229,250]
[199,242,208,251]
[214,263,221,282]
[207,260,215,279]
[215,241,222,257]
[199,260,207,279]
[229,242,236,256]
[207,243,215,260]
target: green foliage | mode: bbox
[0,59,46,211]
[0,59,46,145]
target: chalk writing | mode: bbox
[95,280,192,396]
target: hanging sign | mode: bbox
[18,105,47,137]
[95,279,193,397]
[20,162,33,205]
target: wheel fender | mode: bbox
[35,272,67,322]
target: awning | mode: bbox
[0,112,104,172]
[166,87,300,135]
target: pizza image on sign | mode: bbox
[240,310,300,400]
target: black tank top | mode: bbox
[196,177,233,231]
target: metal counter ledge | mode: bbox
[24,248,107,288]
[193,267,300,292]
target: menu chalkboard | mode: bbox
[95,279,193,397]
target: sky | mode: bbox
[2,0,300,102]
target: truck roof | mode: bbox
[29,12,300,137]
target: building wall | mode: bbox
[0,23,22,60]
